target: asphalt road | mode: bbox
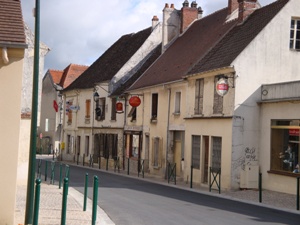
[41,161,300,225]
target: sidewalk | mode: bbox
[15,156,300,224]
[15,182,115,225]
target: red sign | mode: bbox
[116,102,123,113]
[129,96,141,107]
[216,78,229,96]
[53,100,58,112]
[289,129,299,136]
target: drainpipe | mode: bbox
[165,88,171,178]
[2,47,9,64]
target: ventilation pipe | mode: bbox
[2,47,9,64]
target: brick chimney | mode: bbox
[238,0,259,23]
[181,0,198,33]
[152,15,159,30]
[228,0,239,16]
[162,3,181,53]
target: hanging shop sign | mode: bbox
[216,78,229,96]
[129,96,141,107]
[116,102,124,113]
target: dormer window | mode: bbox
[290,18,300,51]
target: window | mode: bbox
[212,137,222,169]
[66,100,73,124]
[67,135,71,154]
[174,92,181,114]
[152,137,162,167]
[76,136,81,155]
[195,79,204,115]
[85,136,89,156]
[95,97,106,121]
[96,133,118,159]
[85,99,91,123]
[192,135,201,169]
[290,18,300,50]
[111,97,117,121]
[151,93,158,120]
[128,107,137,122]
[271,120,300,173]
[213,77,223,114]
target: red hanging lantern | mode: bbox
[116,102,123,113]
[129,96,141,107]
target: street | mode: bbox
[41,160,300,225]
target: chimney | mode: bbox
[162,3,181,53]
[238,0,259,23]
[228,0,239,16]
[198,7,203,19]
[152,15,159,30]
[181,1,198,33]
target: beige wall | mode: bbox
[0,48,24,224]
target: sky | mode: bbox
[21,0,274,72]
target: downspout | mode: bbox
[123,95,128,170]
[165,88,171,178]
[2,47,9,64]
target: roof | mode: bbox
[48,64,88,89]
[59,64,88,88]
[129,8,238,90]
[0,0,26,46]
[187,0,289,76]
[65,27,153,91]
[129,0,289,91]
[110,44,162,97]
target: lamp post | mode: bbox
[25,0,40,224]
[92,91,99,158]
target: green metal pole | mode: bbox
[297,177,299,210]
[92,176,99,225]
[59,163,62,189]
[259,173,262,203]
[83,173,88,211]
[45,161,48,181]
[33,179,41,225]
[61,178,69,225]
[25,0,40,223]
[190,165,193,189]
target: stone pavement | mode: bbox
[15,182,115,225]
[15,156,300,224]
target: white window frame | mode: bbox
[174,92,181,114]
[290,18,300,51]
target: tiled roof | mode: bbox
[49,70,63,84]
[59,64,88,88]
[65,27,152,91]
[129,8,238,90]
[110,44,162,97]
[129,0,289,90]
[187,0,289,75]
[0,0,26,45]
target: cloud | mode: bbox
[21,0,275,71]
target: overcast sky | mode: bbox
[21,0,274,72]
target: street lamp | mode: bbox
[93,92,99,102]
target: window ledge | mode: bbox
[268,170,300,177]
[173,112,180,116]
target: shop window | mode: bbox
[151,93,158,121]
[192,135,201,169]
[271,120,300,173]
[96,133,118,159]
[213,77,223,114]
[76,136,81,155]
[67,135,71,154]
[194,78,204,115]
[212,137,222,169]
[290,18,300,51]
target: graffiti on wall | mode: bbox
[232,147,258,171]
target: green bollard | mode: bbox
[61,178,69,225]
[45,161,48,181]
[65,165,70,179]
[259,173,262,203]
[127,158,130,175]
[33,179,41,225]
[297,177,299,210]
[106,156,109,171]
[190,165,193,189]
[92,176,99,225]
[59,163,62,189]
[83,173,88,211]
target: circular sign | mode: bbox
[129,96,141,107]
[216,78,229,96]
